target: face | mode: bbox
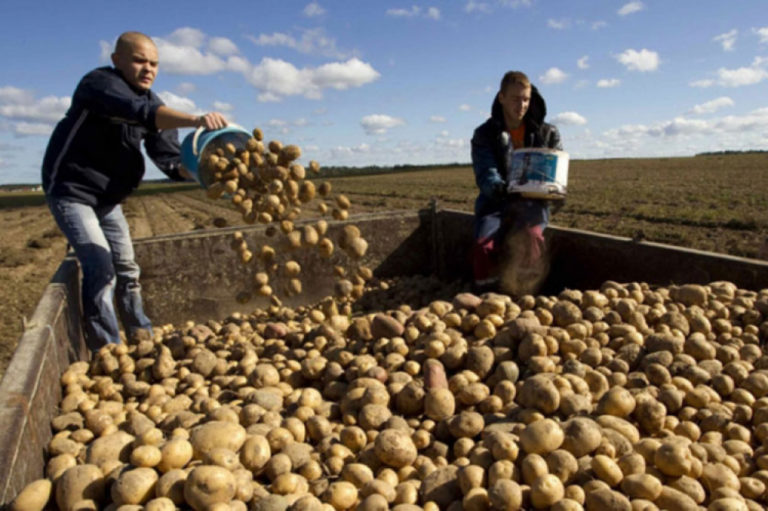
[111,39,159,91]
[498,83,531,127]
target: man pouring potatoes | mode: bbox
[470,70,563,294]
[41,31,228,349]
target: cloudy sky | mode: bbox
[1,1,767,184]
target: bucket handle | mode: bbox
[191,123,248,157]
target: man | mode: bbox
[470,71,562,292]
[42,31,228,349]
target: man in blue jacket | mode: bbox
[471,71,562,292]
[42,31,228,349]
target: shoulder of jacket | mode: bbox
[473,118,501,140]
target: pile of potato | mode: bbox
[198,127,369,302]
[12,279,768,511]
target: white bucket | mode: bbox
[507,148,569,200]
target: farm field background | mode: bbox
[0,153,766,379]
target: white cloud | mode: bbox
[208,37,239,56]
[99,40,112,63]
[716,65,768,87]
[592,21,607,30]
[0,87,70,122]
[248,28,350,59]
[430,115,447,123]
[548,19,569,30]
[540,67,568,84]
[552,112,587,125]
[387,6,421,17]
[0,86,34,105]
[330,143,371,159]
[690,79,714,88]
[577,56,589,69]
[303,2,325,17]
[157,91,203,114]
[688,97,734,115]
[603,108,768,142]
[212,101,234,112]
[312,58,382,90]
[618,1,644,16]
[154,34,229,75]
[597,78,620,88]
[386,6,440,20]
[14,122,54,136]
[360,114,405,135]
[465,1,491,13]
[713,29,738,51]
[464,0,529,14]
[616,48,659,72]
[499,0,532,7]
[435,136,468,149]
[459,104,472,112]
[756,27,768,43]
[167,27,207,48]
[176,82,197,95]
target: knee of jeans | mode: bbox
[114,258,141,280]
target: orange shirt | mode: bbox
[509,124,526,149]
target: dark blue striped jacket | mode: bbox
[42,66,183,207]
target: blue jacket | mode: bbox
[470,85,562,220]
[42,67,183,207]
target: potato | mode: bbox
[488,479,522,510]
[11,479,52,511]
[111,467,159,505]
[55,465,105,511]
[519,419,564,455]
[323,481,358,510]
[183,466,237,511]
[190,420,247,458]
[531,474,565,508]
[374,429,418,468]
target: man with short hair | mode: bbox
[42,31,228,349]
[470,70,563,292]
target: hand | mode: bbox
[196,112,228,130]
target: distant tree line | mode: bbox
[695,150,767,156]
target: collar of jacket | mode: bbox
[489,84,547,133]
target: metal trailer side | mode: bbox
[1,207,767,507]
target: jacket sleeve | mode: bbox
[145,129,185,181]
[471,126,505,199]
[74,69,160,131]
[544,123,563,150]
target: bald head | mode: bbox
[114,32,155,56]
[111,32,159,91]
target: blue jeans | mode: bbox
[47,196,152,348]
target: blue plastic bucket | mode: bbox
[180,126,252,188]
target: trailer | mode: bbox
[1,207,767,507]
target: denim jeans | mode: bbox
[46,196,152,348]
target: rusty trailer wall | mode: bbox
[0,257,87,507]
[133,209,435,326]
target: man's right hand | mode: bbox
[196,112,228,130]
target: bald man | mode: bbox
[42,31,228,349]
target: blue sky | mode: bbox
[1,0,767,184]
